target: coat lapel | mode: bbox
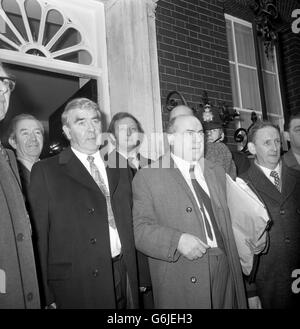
[281,162,296,204]
[247,163,282,203]
[59,147,104,194]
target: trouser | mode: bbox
[112,254,127,309]
[208,247,237,309]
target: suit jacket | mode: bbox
[0,148,40,308]
[28,147,139,309]
[132,153,247,308]
[240,162,300,308]
[283,149,300,171]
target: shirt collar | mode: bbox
[255,160,281,178]
[17,157,39,172]
[171,153,201,176]
[71,147,101,163]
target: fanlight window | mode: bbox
[0,0,93,65]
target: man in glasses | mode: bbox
[0,62,40,308]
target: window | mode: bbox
[225,14,284,131]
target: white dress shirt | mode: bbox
[172,154,218,248]
[72,147,121,257]
[255,161,281,190]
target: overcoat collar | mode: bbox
[59,147,119,196]
[161,153,223,236]
[246,161,295,204]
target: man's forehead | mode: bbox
[175,116,202,131]
[256,126,280,139]
[290,118,300,129]
[70,108,100,119]
[17,119,40,129]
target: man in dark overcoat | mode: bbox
[29,98,139,309]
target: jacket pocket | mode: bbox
[48,263,72,281]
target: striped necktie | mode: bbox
[189,165,214,240]
[270,170,281,192]
[87,155,116,229]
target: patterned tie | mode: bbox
[0,141,9,162]
[189,165,214,240]
[270,170,281,192]
[87,155,116,229]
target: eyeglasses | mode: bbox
[0,76,16,93]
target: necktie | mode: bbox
[270,170,281,192]
[189,165,214,240]
[87,155,116,229]
[0,142,9,162]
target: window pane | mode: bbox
[262,72,281,115]
[230,63,239,107]
[239,66,261,111]
[226,20,234,62]
[234,22,256,66]
[259,41,275,72]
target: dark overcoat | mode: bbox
[28,147,139,308]
[240,162,300,308]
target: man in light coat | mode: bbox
[132,115,247,308]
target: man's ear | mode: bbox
[108,133,116,145]
[247,142,256,155]
[8,136,17,150]
[220,131,225,142]
[283,131,290,142]
[62,125,71,141]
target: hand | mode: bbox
[45,302,57,309]
[177,233,210,260]
[248,296,262,309]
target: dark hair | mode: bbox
[107,112,144,136]
[286,112,300,131]
[248,120,280,143]
[9,114,44,140]
[62,98,101,126]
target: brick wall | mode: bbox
[280,28,300,118]
[156,0,235,144]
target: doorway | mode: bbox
[0,62,96,158]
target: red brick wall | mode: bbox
[156,0,235,142]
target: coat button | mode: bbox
[280,209,285,215]
[191,276,197,283]
[285,237,290,243]
[27,292,33,301]
[88,208,95,214]
[186,207,192,213]
[17,233,24,241]
[190,276,197,283]
[92,269,99,277]
[90,238,97,244]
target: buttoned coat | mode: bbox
[0,149,40,308]
[28,147,139,309]
[240,162,300,308]
[132,154,247,308]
